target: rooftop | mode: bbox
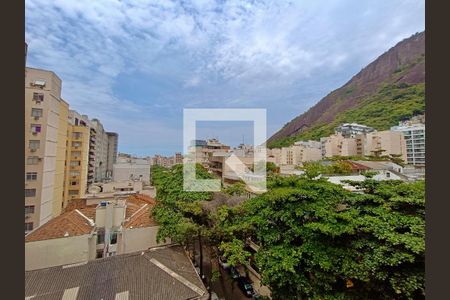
[25,194,158,242]
[25,245,207,300]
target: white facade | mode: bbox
[391,123,425,166]
[113,159,151,184]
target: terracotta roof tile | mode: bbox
[25,208,95,242]
[26,194,159,242]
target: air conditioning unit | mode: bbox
[34,116,40,120]
[30,148,37,152]
[32,132,37,135]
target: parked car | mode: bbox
[218,256,230,269]
[229,266,240,279]
[237,277,255,298]
[210,291,219,300]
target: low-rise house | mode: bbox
[25,245,208,300]
[25,194,171,271]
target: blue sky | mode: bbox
[25,0,424,156]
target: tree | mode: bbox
[151,163,214,277]
[216,175,425,299]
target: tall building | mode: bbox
[91,119,109,182]
[25,67,69,232]
[175,152,183,164]
[63,112,90,207]
[391,123,425,166]
[106,132,119,178]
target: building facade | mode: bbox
[363,130,407,160]
[320,133,359,158]
[335,123,375,138]
[91,119,109,182]
[63,123,90,207]
[391,123,425,166]
[106,132,119,178]
[25,67,69,232]
[113,158,151,184]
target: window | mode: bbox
[72,132,83,139]
[97,230,105,244]
[27,156,39,165]
[25,205,35,214]
[71,181,78,186]
[29,140,40,150]
[70,170,80,177]
[33,92,44,102]
[70,161,81,166]
[25,222,34,232]
[110,232,118,244]
[33,79,46,87]
[96,250,103,259]
[68,190,79,196]
[72,141,82,147]
[31,108,43,118]
[26,172,37,181]
[25,189,36,197]
[31,124,41,134]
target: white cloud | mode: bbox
[26,0,425,155]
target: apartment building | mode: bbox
[25,68,70,232]
[335,123,375,138]
[91,119,109,182]
[267,148,282,165]
[391,123,425,166]
[113,158,151,184]
[320,133,359,158]
[175,152,183,164]
[187,139,231,168]
[106,132,119,178]
[363,130,407,160]
[63,121,90,207]
[280,143,322,166]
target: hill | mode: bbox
[267,31,425,148]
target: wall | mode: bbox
[52,100,69,217]
[119,226,171,254]
[25,234,91,271]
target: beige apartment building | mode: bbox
[320,133,359,158]
[280,142,322,166]
[363,130,407,160]
[267,148,282,165]
[25,67,70,232]
[63,124,90,207]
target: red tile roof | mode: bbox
[26,194,159,242]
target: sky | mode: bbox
[25,0,424,156]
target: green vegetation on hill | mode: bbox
[268,82,425,148]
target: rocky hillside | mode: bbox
[267,31,425,148]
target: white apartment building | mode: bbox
[335,123,375,138]
[113,158,151,184]
[391,123,425,166]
